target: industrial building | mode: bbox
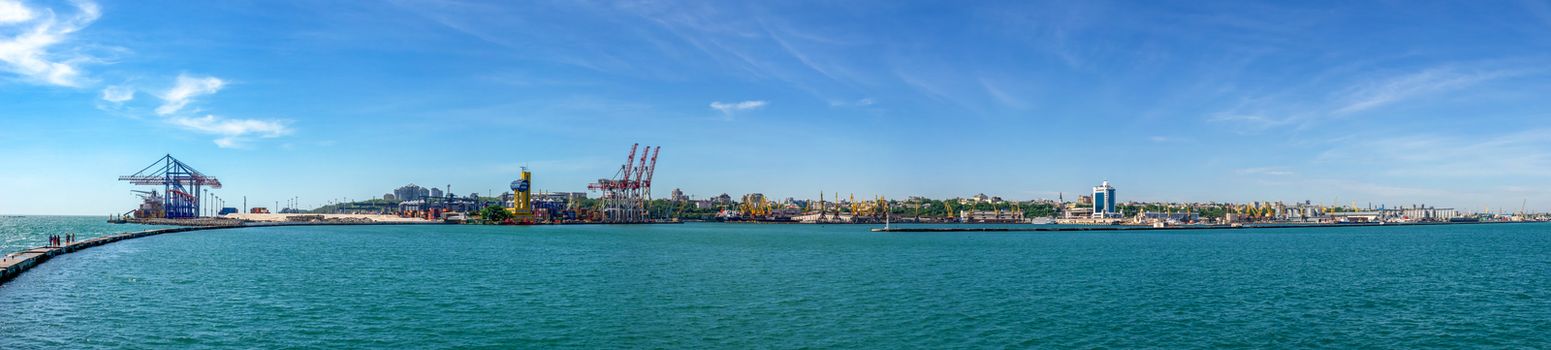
[1391,206,1458,222]
[392,184,430,202]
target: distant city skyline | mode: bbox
[4,0,1551,215]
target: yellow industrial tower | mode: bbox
[508,166,534,222]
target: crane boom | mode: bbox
[643,146,660,188]
[621,143,638,187]
[633,146,650,189]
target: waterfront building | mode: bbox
[1064,206,1094,219]
[1330,211,1383,223]
[960,193,996,205]
[383,193,396,201]
[393,184,427,201]
[1092,181,1118,218]
[960,209,1024,223]
[431,188,444,198]
[1138,211,1199,222]
[671,188,688,202]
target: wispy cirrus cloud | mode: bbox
[1149,135,1196,143]
[1332,67,1518,114]
[169,115,292,149]
[1209,63,1535,132]
[1235,166,1294,176]
[0,0,100,86]
[1314,129,1551,177]
[979,77,1032,110]
[156,74,225,115]
[709,100,767,118]
[829,98,874,107]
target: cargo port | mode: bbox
[108,149,1548,228]
[2,151,1538,288]
[110,144,676,227]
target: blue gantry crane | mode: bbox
[119,154,222,219]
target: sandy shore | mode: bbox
[222,213,432,223]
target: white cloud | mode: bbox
[169,115,292,148]
[0,0,36,24]
[0,2,295,149]
[156,74,225,115]
[0,0,101,86]
[141,74,294,148]
[709,100,767,116]
[100,85,133,102]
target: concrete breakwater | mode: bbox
[1,221,448,287]
[1,226,235,285]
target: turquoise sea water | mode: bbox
[0,216,171,256]
[2,221,1550,348]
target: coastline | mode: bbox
[871,220,1542,232]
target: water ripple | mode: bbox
[2,222,1550,348]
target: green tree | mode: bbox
[480,205,513,224]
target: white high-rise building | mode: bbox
[1092,180,1117,218]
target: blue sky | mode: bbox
[3,0,1551,215]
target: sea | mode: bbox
[0,216,172,256]
[2,217,1549,348]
